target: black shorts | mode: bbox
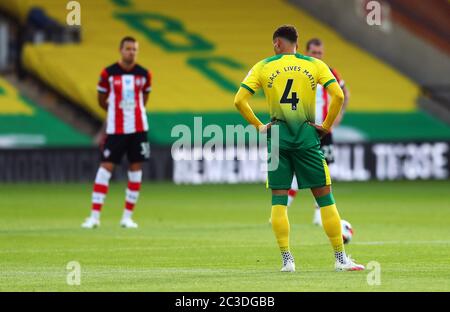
[101,132,150,164]
[320,133,334,164]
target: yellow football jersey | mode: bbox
[241,53,336,134]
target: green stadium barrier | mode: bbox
[0,95,92,148]
[147,111,450,145]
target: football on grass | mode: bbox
[341,220,353,244]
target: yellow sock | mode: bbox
[321,204,344,252]
[271,200,290,252]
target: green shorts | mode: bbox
[267,138,332,190]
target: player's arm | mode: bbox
[333,85,349,127]
[143,70,152,106]
[234,64,272,132]
[342,85,350,109]
[94,68,110,144]
[98,92,108,111]
[234,87,264,131]
[97,68,110,111]
[331,68,350,126]
[309,61,344,137]
[322,82,344,131]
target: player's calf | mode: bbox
[313,188,364,271]
[120,168,142,228]
[81,165,112,229]
[271,192,295,272]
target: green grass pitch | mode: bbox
[0,180,449,291]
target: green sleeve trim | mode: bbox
[272,194,288,206]
[315,193,335,208]
[323,78,337,88]
[241,83,255,94]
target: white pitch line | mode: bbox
[351,240,450,246]
[0,240,449,255]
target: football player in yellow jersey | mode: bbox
[234,25,364,272]
[288,38,350,227]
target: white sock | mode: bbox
[312,207,322,227]
[335,251,348,264]
[287,189,297,207]
[314,206,321,216]
[122,170,142,220]
[287,195,295,207]
[91,167,112,219]
[281,251,295,265]
[90,210,100,220]
[122,208,133,220]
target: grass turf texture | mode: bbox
[0,181,449,292]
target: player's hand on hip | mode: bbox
[308,122,330,139]
[258,122,275,134]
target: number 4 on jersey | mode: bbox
[281,79,299,110]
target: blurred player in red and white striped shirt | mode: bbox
[82,36,152,229]
[288,38,350,226]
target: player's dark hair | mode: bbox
[306,38,323,51]
[120,36,137,49]
[273,25,298,43]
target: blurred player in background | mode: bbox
[82,36,152,229]
[234,25,363,272]
[288,38,350,226]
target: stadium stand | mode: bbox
[0,76,91,147]
[1,0,449,144]
[0,1,29,23]
[387,0,450,55]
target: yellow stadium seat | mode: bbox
[9,0,419,120]
[0,78,34,115]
